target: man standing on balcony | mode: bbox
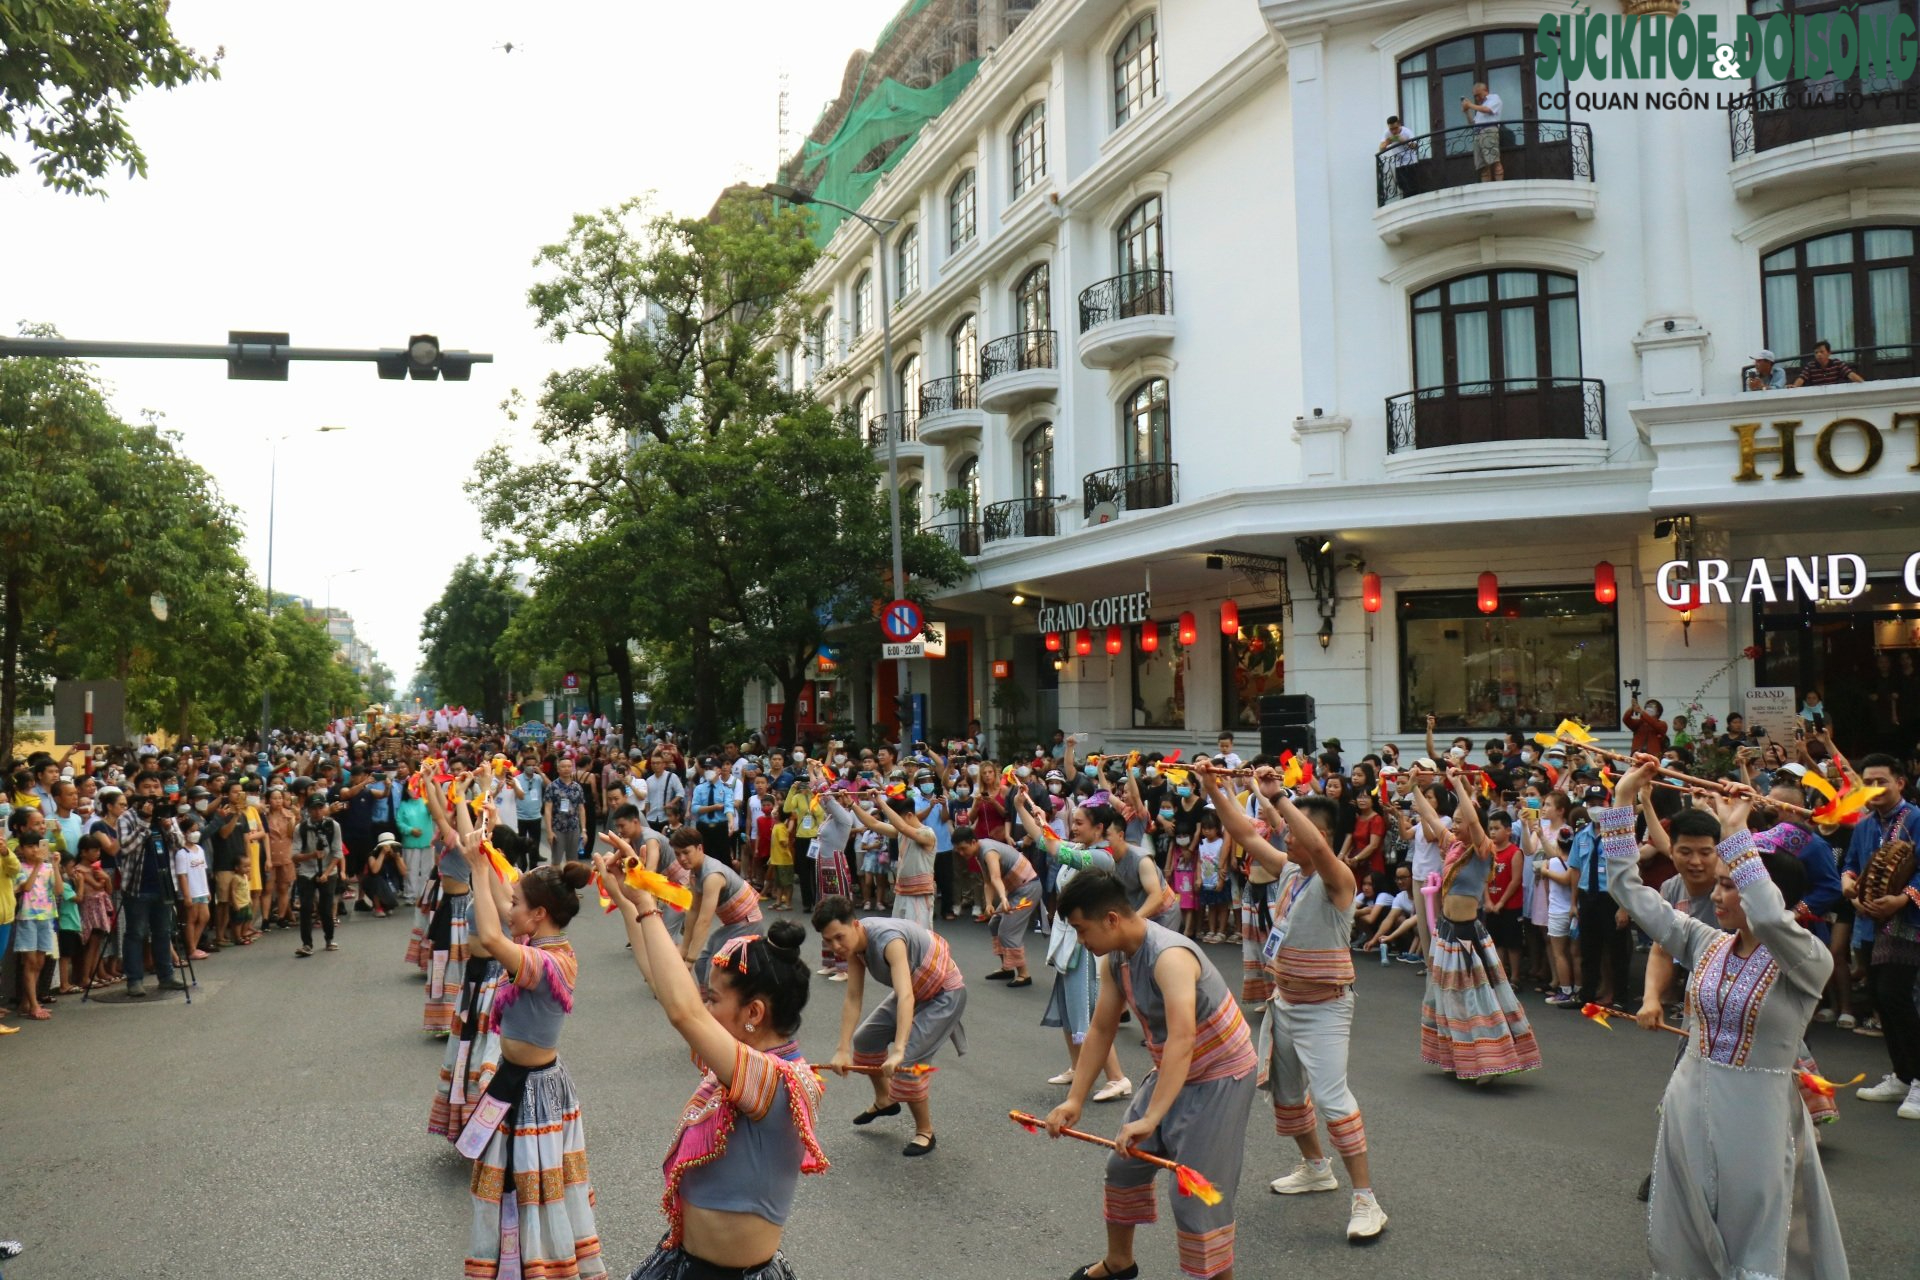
[1790,339,1866,387]
[1746,348,1786,392]
[1378,115,1420,199]
[1462,83,1503,182]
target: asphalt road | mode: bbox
[5,903,1912,1280]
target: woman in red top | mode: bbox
[1624,694,1669,757]
[1344,789,1388,882]
[969,763,1009,844]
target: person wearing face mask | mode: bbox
[847,792,939,929]
[804,765,857,979]
[911,772,958,921]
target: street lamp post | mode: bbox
[262,426,347,744]
[763,182,911,763]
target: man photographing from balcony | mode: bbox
[1462,82,1503,182]
[1746,349,1785,392]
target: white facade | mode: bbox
[770,0,1920,761]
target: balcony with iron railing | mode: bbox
[1383,377,1607,475]
[864,409,924,455]
[916,373,984,446]
[1082,462,1178,522]
[982,495,1060,543]
[1728,73,1920,196]
[923,518,983,557]
[1374,120,1597,244]
[1076,270,1175,369]
[979,330,1059,412]
[1737,343,1918,392]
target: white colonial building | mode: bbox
[753,0,1920,763]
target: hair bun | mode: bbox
[765,919,807,954]
[557,862,594,890]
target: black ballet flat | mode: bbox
[853,1102,901,1126]
[1007,976,1033,988]
[1068,1263,1138,1280]
[983,968,1015,980]
[902,1132,937,1157]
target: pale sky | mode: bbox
[6,0,904,694]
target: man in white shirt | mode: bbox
[1462,82,1504,181]
[1378,114,1421,199]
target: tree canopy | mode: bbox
[470,191,964,748]
[419,557,520,727]
[0,0,221,195]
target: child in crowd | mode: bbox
[10,825,58,1020]
[75,833,114,989]
[55,851,84,993]
[768,812,795,911]
[856,806,889,911]
[1197,811,1230,943]
[1170,824,1200,938]
[749,775,774,896]
[173,817,212,960]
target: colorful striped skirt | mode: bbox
[425,890,470,1037]
[627,1241,798,1279]
[1419,915,1543,1080]
[406,877,441,971]
[465,1060,605,1280]
[1239,880,1278,1006]
[431,956,506,1140]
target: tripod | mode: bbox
[81,818,197,1005]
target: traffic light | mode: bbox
[375,334,478,381]
[894,692,913,730]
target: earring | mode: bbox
[744,1022,756,1033]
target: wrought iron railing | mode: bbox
[1082,462,1177,519]
[924,519,983,557]
[983,496,1060,542]
[918,373,978,417]
[981,330,1057,381]
[1737,343,1918,391]
[1078,270,1174,334]
[865,410,918,448]
[1384,377,1605,455]
[1728,73,1920,159]
[1375,120,1594,207]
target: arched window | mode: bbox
[896,225,920,300]
[1113,14,1161,127]
[901,480,923,529]
[1117,197,1164,276]
[898,354,921,429]
[949,314,978,382]
[948,169,977,252]
[853,270,873,339]
[807,310,830,380]
[1761,226,1918,379]
[851,388,873,441]
[1022,422,1054,499]
[1395,29,1565,145]
[1125,378,1171,466]
[955,456,981,521]
[1015,263,1051,333]
[1011,102,1047,198]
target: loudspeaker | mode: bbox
[1260,723,1316,757]
[1259,694,1315,727]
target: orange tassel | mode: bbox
[1580,1002,1613,1030]
[1797,1070,1865,1098]
[1175,1165,1224,1207]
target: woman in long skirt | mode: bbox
[599,836,827,1278]
[1414,773,1542,1081]
[430,829,530,1142]
[1604,761,1848,1279]
[443,786,604,1280]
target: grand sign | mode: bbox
[1656,553,1920,604]
[1036,591,1152,634]
[1732,412,1920,482]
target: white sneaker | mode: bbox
[1812,1007,1837,1024]
[1093,1077,1134,1102]
[827,971,847,982]
[1346,1193,1388,1241]
[1900,1082,1920,1120]
[1269,1161,1339,1195]
[1047,1069,1076,1086]
[1836,1013,1857,1030]
[1857,1072,1908,1102]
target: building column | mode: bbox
[1287,33,1339,421]
[1633,113,1707,397]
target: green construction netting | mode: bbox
[792,0,979,247]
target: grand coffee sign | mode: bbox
[1657,553,1920,604]
[1036,591,1152,634]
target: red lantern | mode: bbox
[1074,628,1092,656]
[1044,631,1062,653]
[1139,620,1159,653]
[1219,598,1240,636]
[1477,571,1499,615]
[1361,571,1382,614]
[1177,611,1198,645]
[1105,625,1123,656]
[1594,560,1617,605]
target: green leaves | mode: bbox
[419,558,521,725]
[0,0,221,196]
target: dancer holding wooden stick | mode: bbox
[1047,868,1257,1280]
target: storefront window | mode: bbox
[1754,576,1920,751]
[1131,629,1185,729]
[1222,610,1285,730]
[1397,587,1619,732]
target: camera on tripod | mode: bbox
[1623,678,1642,696]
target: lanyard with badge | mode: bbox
[1262,872,1315,964]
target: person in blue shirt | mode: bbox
[512,760,547,871]
[1564,814,1633,1008]
[1840,754,1920,1112]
